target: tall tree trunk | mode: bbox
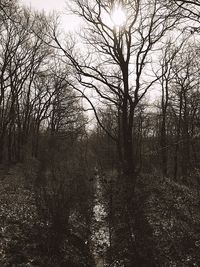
[0,133,5,163]
[160,71,169,177]
[121,64,135,187]
[181,90,190,178]
[174,91,183,181]
[161,114,168,177]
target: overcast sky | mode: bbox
[21,0,66,12]
[20,0,81,31]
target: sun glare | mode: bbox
[111,6,126,27]
[103,5,127,29]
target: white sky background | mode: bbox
[21,0,66,11]
[20,0,82,32]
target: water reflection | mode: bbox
[91,175,109,266]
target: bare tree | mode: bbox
[157,39,188,177]
[51,0,180,194]
[0,3,54,162]
[168,44,200,180]
[170,0,200,30]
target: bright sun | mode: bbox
[103,5,127,28]
[111,6,126,27]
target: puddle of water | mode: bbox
[91,175,109,266]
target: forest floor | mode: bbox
[0,164,200,266]
[137,173,200,266]
[0,164,39,266]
